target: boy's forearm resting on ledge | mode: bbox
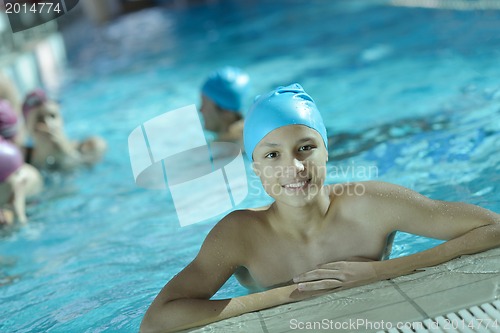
[375,222,500,280]
[140,284,321,333]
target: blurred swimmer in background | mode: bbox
[0,99,19,143]
[0,138,43,225]
[22,89,107,171]
[200,66,250,144]
[0,74,26,147]
[0,99,43,225]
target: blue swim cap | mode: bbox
[244,83,328,160]
[201,67,250,112]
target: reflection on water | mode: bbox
[0,256,19,287]
[328,113,449,160]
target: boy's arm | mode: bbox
[140,212,317,333]
[367,181,500,279]
[374,222,499,280]
[142,282,312,333]
[295,181,499,291]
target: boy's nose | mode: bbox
[283,158,305,178]
[294,158,305,172]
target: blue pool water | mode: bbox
[1,0,500,332]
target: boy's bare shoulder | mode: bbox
[327,181,404,216]
[328,181,408,201]
[327,181,428,229]
[208,208,269,239]
[201,208,268,261]
[217,208,267,228]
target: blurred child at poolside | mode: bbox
[22,89,107,170]
[141,84,500,333]
[0,99,19,143]
[200,67,250,144]
[0,138,43,225]
[0,99,43,225]
[0,74,26,147]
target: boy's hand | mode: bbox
[293,261,379,292]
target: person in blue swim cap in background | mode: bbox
[200,66,250,143]
[141,84,500,333]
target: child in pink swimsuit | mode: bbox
[0,138,42,225]
[0,98,43,224]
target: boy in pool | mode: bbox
[200,67,250,143]
[141,84,500,333]
[22,89,107,170]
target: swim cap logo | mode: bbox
[128,105,248,227]
[2,0,79,33]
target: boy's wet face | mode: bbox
[26,102,64,138]
[252,125,328,205]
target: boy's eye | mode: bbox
[265,152,279,159]
[299,145,315,151]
